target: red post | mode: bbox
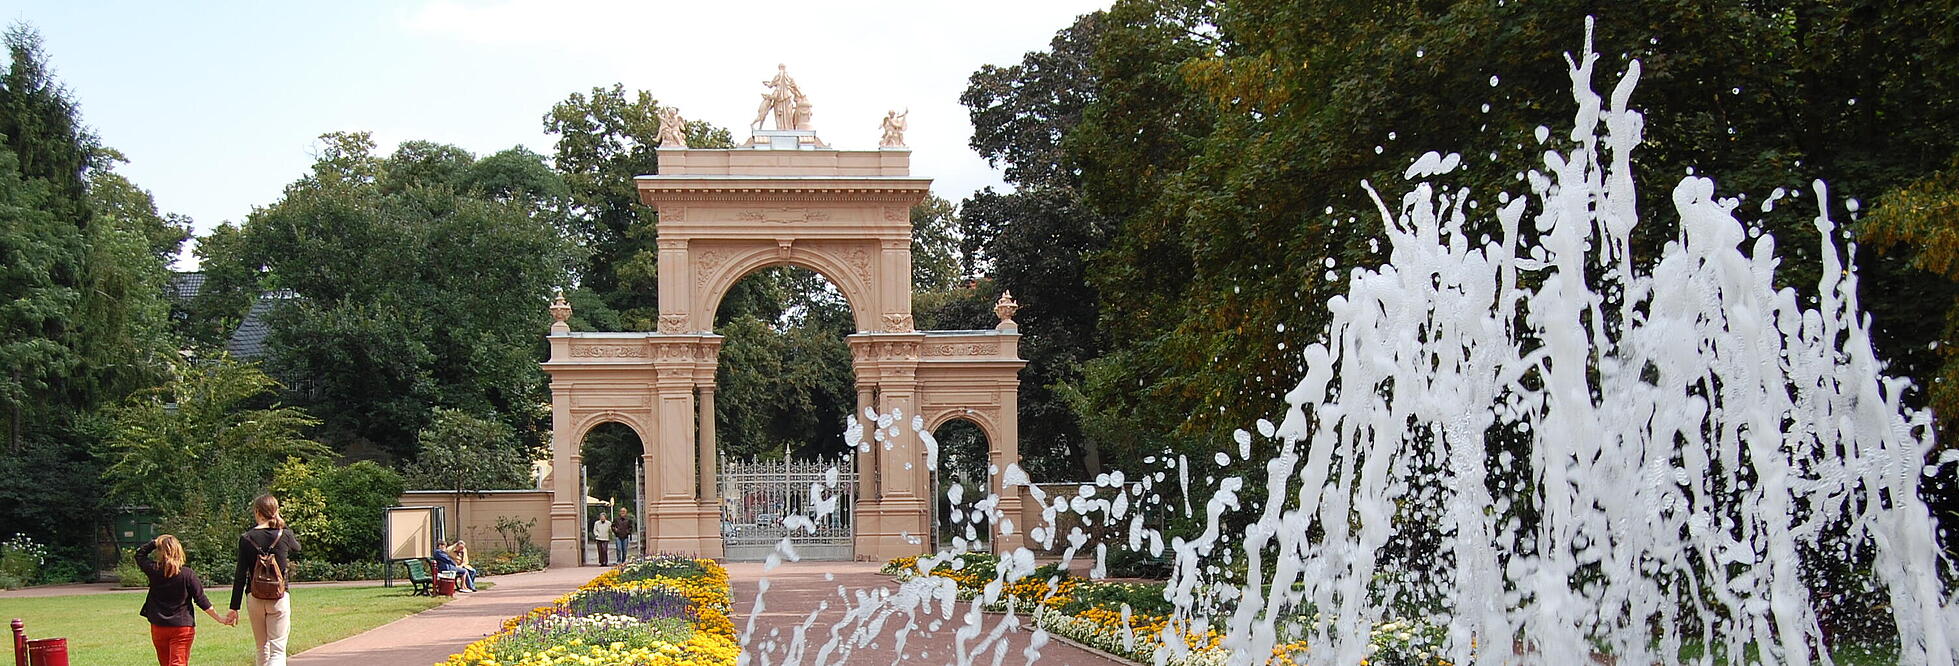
[12,619,25,666]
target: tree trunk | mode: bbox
[8,371,20,453]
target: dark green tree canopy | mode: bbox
[0,24,184,555]
[544,85,733,328]
[199,132,578,459]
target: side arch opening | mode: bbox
[579,420,643,564]
[930,416,993,553]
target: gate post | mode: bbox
[545,318,582,568]
[694,381,724,558]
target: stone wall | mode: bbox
[398,490,553,555]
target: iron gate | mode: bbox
[718,456,857,561]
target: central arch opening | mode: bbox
[711,265,860,560]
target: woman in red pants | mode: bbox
[137,535,232,665]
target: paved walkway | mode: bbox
[289,565,599,665]
[730,561,1124,666]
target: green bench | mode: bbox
[400,558,435,596]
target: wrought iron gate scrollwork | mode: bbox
[718,456,857,561]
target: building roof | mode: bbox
[167,272,206,301]
[171,272,296,361]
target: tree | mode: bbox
[0,24,93,454]
[712,268,856,461]
[544,85,733,328]
[911,194,963,291]
[198,133,579,458]
[1036,0,1959,482]
[0,24,184,557]
[99,358,327,514]
[98,357,329,568]
[959,187,1114,479]
[404,408,533,537]
[1863,157,1959,441]
[956,12,1121,479]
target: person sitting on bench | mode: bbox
[431,542,471,594]
[445,541,479,592]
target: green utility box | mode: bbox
[111,507,160,546]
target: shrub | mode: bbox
[1105,548,1172,580]
[0,534,51,588]
[474,546,547,576]
[1061,581,1175,616]
[270,458,406,564]
[115,548,147,587]
[35,556,91,585]
[491,515,535,553]
[313,461,405,562]
[287,559,390,582]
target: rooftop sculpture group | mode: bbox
[650,65,905,150]
[752,64,813,132]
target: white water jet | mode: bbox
[742,19,1956,666]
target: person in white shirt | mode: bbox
[592,513,613,566]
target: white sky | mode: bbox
[7,0,1111,268]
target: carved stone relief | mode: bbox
[736,208,833,223]
[842,248,872,283]
[658,313,689,334]
[922,342,995,357]
[571,344,647,358]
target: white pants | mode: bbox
[246,594,291,666]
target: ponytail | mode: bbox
[253,494,286,529]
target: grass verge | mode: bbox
[0,586,448,664]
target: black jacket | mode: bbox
[229,526,300,610]
[136,542,212,627]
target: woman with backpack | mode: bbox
[225,494,301,666]
[136,534,232,666]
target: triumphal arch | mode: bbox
[541,68,1026,564]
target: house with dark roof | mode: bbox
[168,271,299,361]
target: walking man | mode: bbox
[611,507,635,562]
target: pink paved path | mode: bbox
[290,565,598,665]
[730,561,1124,666]
[283,561,1126,665]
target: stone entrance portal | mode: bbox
[542,72,1024,565]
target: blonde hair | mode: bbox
[155,535,186,578]
[253,494,286,529]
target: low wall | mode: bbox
[399,490,554,554]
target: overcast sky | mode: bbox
[8,0,1111,268]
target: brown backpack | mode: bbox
[249,529,287,601]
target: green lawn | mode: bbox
[0,586,449,664]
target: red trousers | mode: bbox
[150,624,195,666]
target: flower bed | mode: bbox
[441,556,738,666]
[880,555,1446,666]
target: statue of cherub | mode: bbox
[657,107,687,149]
[879,109,909,148]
